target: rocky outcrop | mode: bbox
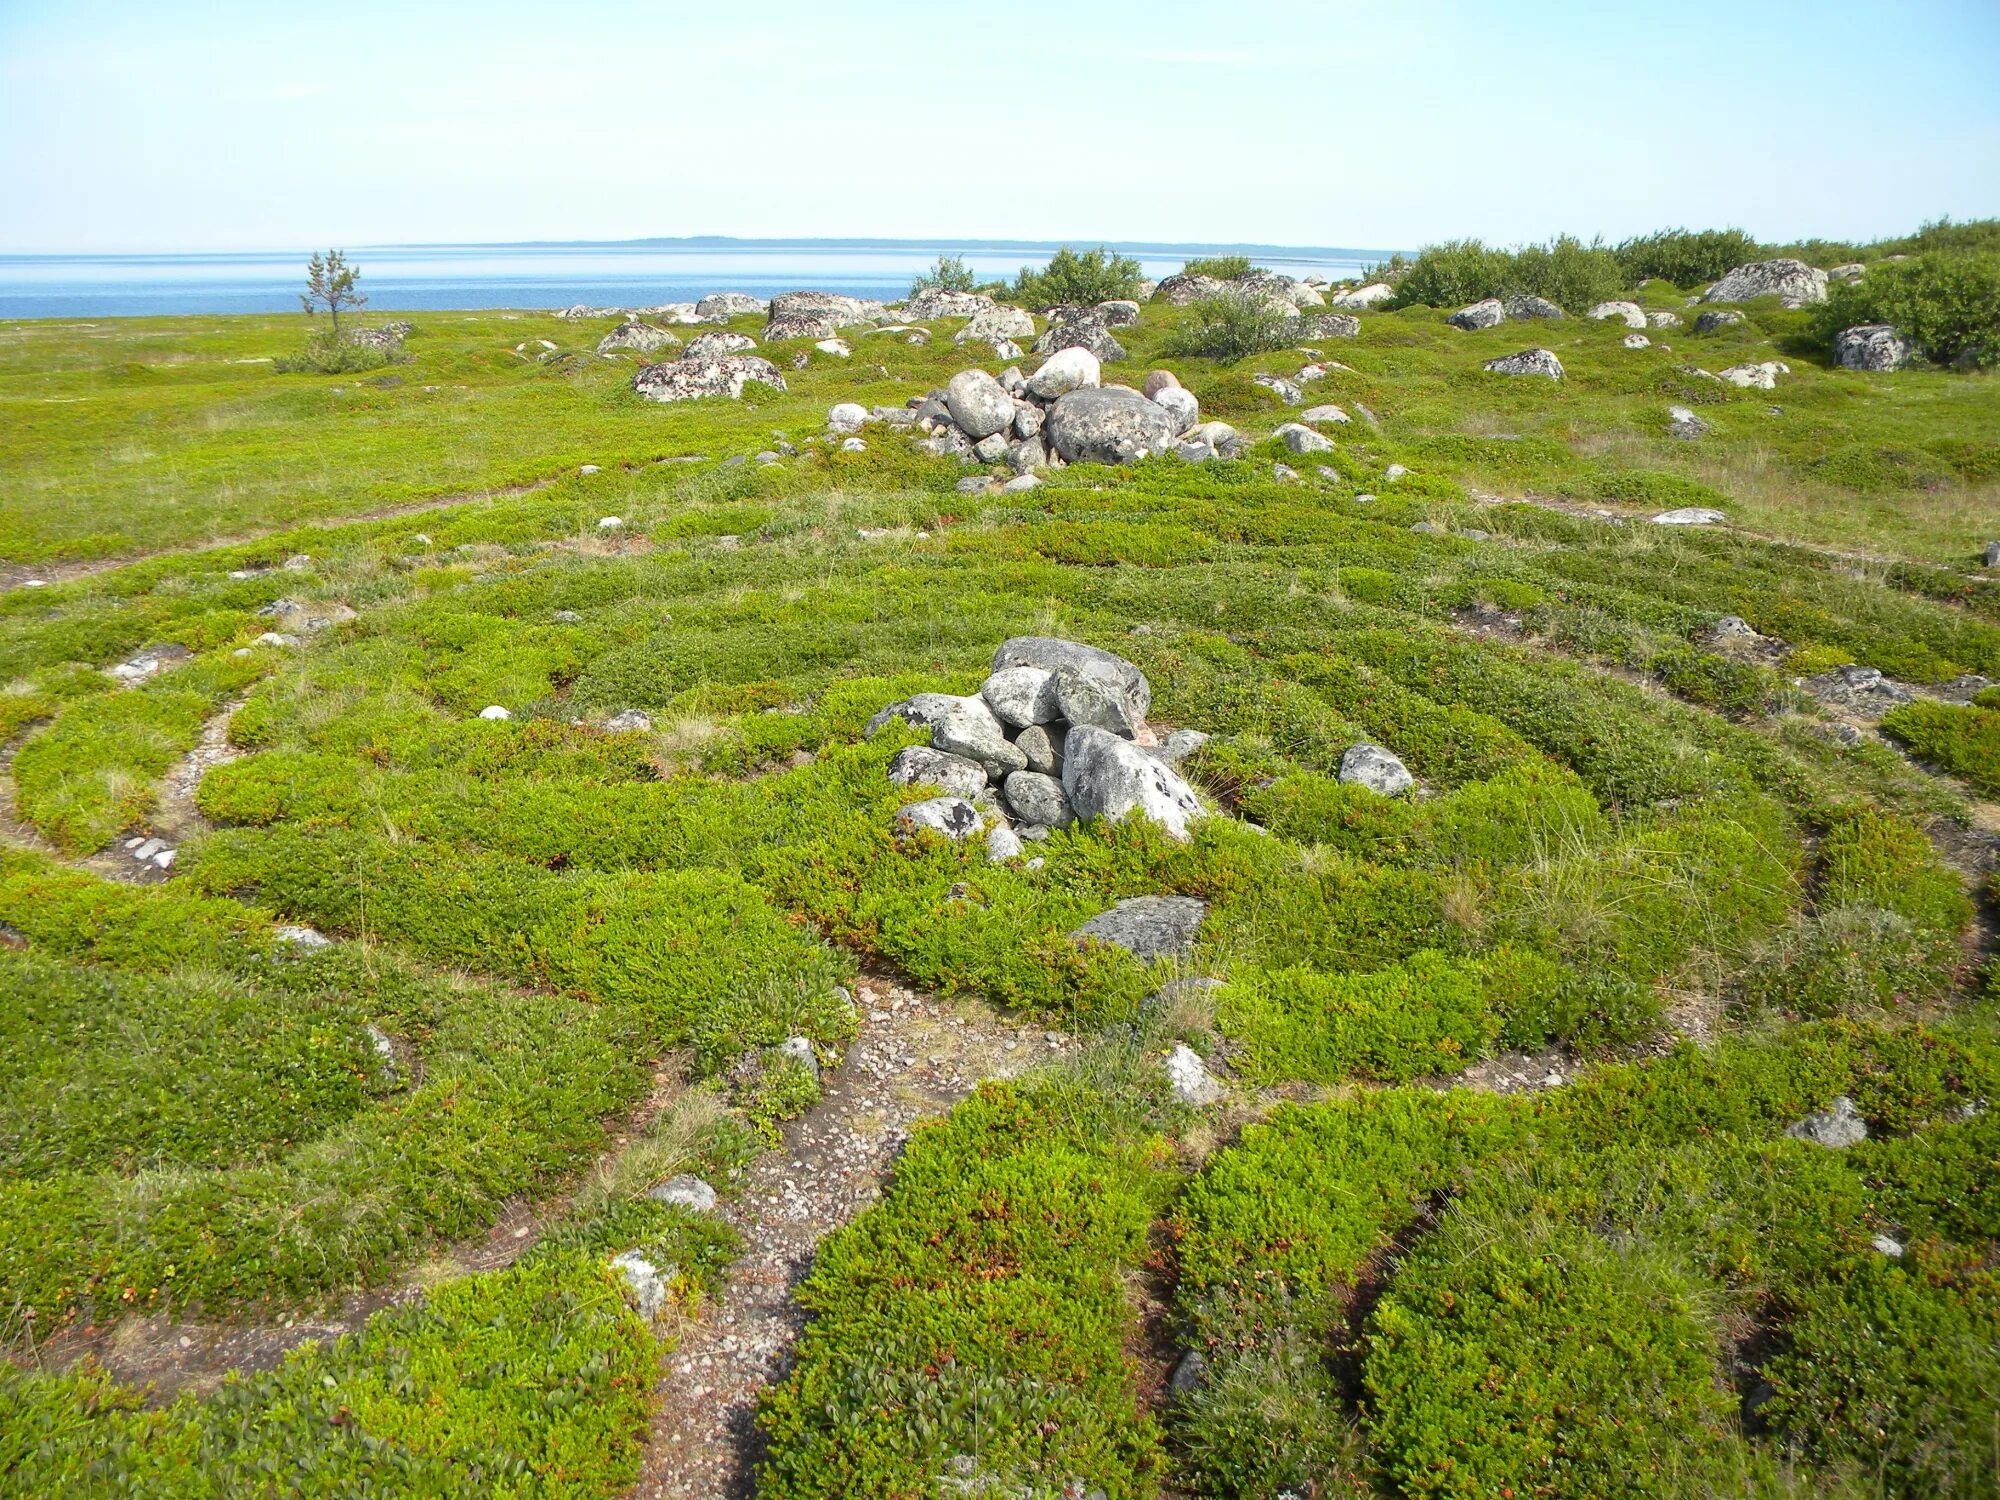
[955,304,1037,346]
[764,291,876,341]
[1300,313,1361,338]
[901,288,997,320]
[1834,324,1913,372]
[1702,258,1828,306]
[632,355,786,403]
[1482,348,1564,379]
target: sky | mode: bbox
[1,0,1996,254]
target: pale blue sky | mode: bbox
[2,0,1995,252]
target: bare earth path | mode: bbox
[629,972,1070,1500]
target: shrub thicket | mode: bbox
[907,253,976,297]
[1390,234,1624,313]
[1159,290,1298,362]
[1011,245,1143,309]
[1812,252,2000,370]
[273,328,396,374]
[1613,226,1762,287]
[1181,255,1253,280]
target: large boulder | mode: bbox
[1502,293,1564,320]
[991,637,1150,721]
[1096,299,1143,326]
[1063,725,1204,839]
[1031,308,1125,362]
[1482,348,1564,379]
[1047,386,1178,464]
[1834,324,1914,372]
[1053,666,1142,737]
[980,664,1063,727]
[1587,300,1647,329]
[957,304,1036,345]
[1154,273,1227,305]
[1338,743,1414,795]
[1151,386,1200,434]
[1331,282,1395,309]
[631,356,786,402]
[1027,346,1102,399]
[765,290,870,340]
[945,369,1017,440]
[895,797,984,841]
[1069,894,1207,958]
[1447,298,1505,330]
[684,329,757,359]
[902,288,996,320]
[695,292,767,320]
[926,694,1027,777]
[596,321,682,356]
[1702,258,1828,306]
[886,745,990,799]
[1003,769,1075,828]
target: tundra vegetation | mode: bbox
[0,222,1996,1498]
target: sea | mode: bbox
[0,239,1392,319]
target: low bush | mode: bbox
[1011,245,1143,310]
[273,328,398,375]
[1159,291,1298,362]
[1811,252,2000,370]
[907,253,976,297]
[1879,698,2000,793]
[1390,234,1625,313]
[1181,255,1253,280]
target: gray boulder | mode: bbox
[1151,386,1200,434]
[896,796,984,841]
[1330,282,1395,309]
[1652,507,1728,526]
[903,288,995,320]
[1300,313,1361,338]
[1016,722,1066,774]
[631,355,786,402]
[611,1252,669,1321]
[1719,361,1787,389]
[684,330,758,359]
[1693,309,1745,333]
[1154,273,1227,305]
[1031,309,1125,362]
[648,1174,718,1211]
[1063,725,1204,839]
[1587,300,1647,329]
[1482,348,1564,379]
[1003,770,1075,828]
[1834,324,1913,372]
[1447,298,1506,330]
[980,664,1063,727]
[1054,666,1142,737]
[1070,894,1208,958]
[1301,404,1350,426]
[1702,259,1828,306]
[925,694,1028,776]
[1502,294,1564,320]
[1667,406,1711,440]
[887,745,991,799]
[945,369,1017,440]
[864,691,969,739]
[1783,1095,1868,1149]
[765,290,869,340]
[1647,310,1684,328]
[1096,299,1142,326]
[1164,1042,1223,1105]
[1027,346,1102,399]
[1276,422,1334,455]
[1047,386,1178,464]
[596,321,682,356]
[957,304,1036,344]
[695,292,767,320]
[1253,373,1304,404]
[1338,743,1414,795]
[991,637,1151,720]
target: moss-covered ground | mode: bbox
[0,285,1995,1496]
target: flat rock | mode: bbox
[895,796,984,841]
[648,1174,719,1211]
[1070,894,1208,959]
[1652,507,1728,526]
[1783,1095,1867,1148]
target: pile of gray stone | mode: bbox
[902,355,1239,473]
[868,637,1211,862]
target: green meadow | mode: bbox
[1,238,1997,1497]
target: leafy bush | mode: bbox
[1387,238,1512,309]
[1389,234,1625,313]
[908,253,976,297]
[1811,252,2000,369]
[1879,698,2000,792]
[1614,227,1763,288]
[1159,291,1298,362]
[273,328,396,375]
[1011,245,1143,310]
[1182,255,1253,280]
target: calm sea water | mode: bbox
[0,239,1390,319]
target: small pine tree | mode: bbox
[302,250,366,338]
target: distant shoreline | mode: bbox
[0,238,1396,319]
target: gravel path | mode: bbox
[629,974,1070,1500]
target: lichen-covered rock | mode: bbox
[1834,324,1914,372]
[1069,894,1208,957]
[1164,1042,1223,1105]
[1647,310,1684,328]
[1300,313,1361,338]
[1482,348,1564,379]
[632,355,786,402]
[887,744,990,799]
[1331,282,1395,309]
[895,796,984,841]
[1702,258,1828,306]
[695,292,766,319]
[1447,298,1506,330]
[1783,1095,1868,1148]
[1667,406,1711,440]
[611,1252,668,1321]
[1652,507,1728,526]
[991,637,1151,721]
[1151,386,1199,434]
[1046,386,1178,464]
[902,288,996,320]
[827,401,870,433]
[1719,360,1788,389]
[1301,404,1350,426]
[764,290,870,340]
[922,694,1027,777]
[956,304,1036,345]
[1031,308,1125,362]
[684,330,758,359]
[1016,722,1065,774]
[1623,332,1651,349]
[1154,273,1227,305]
[1503,294,1564,320]
[1276,422,1334,455]
[1063,725,1203,839]
[1252,373,1304,404]
[1053,666,1142,737]
[1338,742,1414,795]
[1096,298,1142,326]
[945,369,1016,440]
[596,321,682,356]
[1588,300,1647,329]
[648,1174,718,1211]
[1003,769,1075,828]
[1693,309,1745,333]
[980,664,1063,727]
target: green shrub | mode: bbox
[1614,227,1764,288]
[1879,699,2000,793]
[1811,253,2000,370]
[1181,255,1253,280]
[1011,246,1143,310]
[273,328,397,375]
[908,254,976,297]
[1739,905,1959,1018]
[1505,233,1627,313]
[1159,291,1298,362]
[1388,238,1512,308]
